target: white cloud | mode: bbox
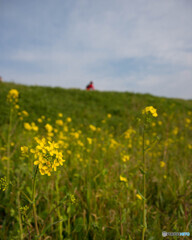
[1,0,192,98]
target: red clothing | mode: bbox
[86,83,94,90]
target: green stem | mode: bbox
[17,178,24,240]
[7,107,13,187]
[32,166,40,238]
[87,155,91,232]
[142,125,146,240]
[56,173,63,239]
[68,206,71,237]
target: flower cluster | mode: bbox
[24,122,38,131]
[136,193,142,200]
[121,154,130,162]
[21,146,29,154]
[0,176,8,191]
[120,175,127,182]
[142,106,158,117]
[7,89,19,104]
[20,205,29,220]
[30,137,65,176]
[56,119,64,126]
[89,124,96,131]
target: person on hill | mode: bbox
[86,81,95,90]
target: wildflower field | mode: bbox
[0,82,192,240]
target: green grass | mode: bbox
[0,81,192,240]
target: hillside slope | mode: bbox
[0,82,191,130]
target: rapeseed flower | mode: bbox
[66,117,72,123]
[22,110,29,117]
[124,127,136,139]
[58,113,63,117]
[87,137,92,145]
[186,118,191,124]
[136,194,142,200]
[56,119,63,126]
[45,123,53,132]
[21,146,29,154]
[37,118,43,123]
[70,132,79,139]
[24,122,38,131]
[172,127,178,135]
[142,106,158,117]
[89,125,96,131]
[77,140,84,147]
[69,194,76,204]
[188,144,192,149]
[1,156,8,161]
[160,161,166,168]
[110,139,118,148]
[7,89,19,104]
[15,104,20,110]
[120,175,127,182]
[31,122,38,131]
[31,138,65,176]
[122,155,130,162]
[0,177,8,191]
[24,122,32,131]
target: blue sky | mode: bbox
[1,0,192,99]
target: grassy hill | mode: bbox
[0,81,192,240]
[0,81,191,130]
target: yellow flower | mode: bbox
[107,114,112,118]
[56,119,63,126]
[186,118,191,124]
[45,123,53,132]
[70,132,79,139]
[7,89,19,103]
[122,155,130,162]
[87,137,92,145]
[77,140,84,147]
[0,177,8,191]
[136,194,142,200]
[172,127,178,135]
[142,106,158,117]
[89,124,96,131]
[69,194,76,204]
[31,122,38,131]
[120,175,127,182]
[67,150,72,155]
[22,110,29,117]
[58,113,63,117]
[124,127,136,139]
[110,139,118,148]
[21,146,29,154]
[31,138,65,176]
[66,117,72,123]
[160,161,166,168]
[15,104,20,109]
[37,118,42,123]
[63,125,68,132]
[188,144,192,149]
[1,156,8,161]
[24,122,32,131]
